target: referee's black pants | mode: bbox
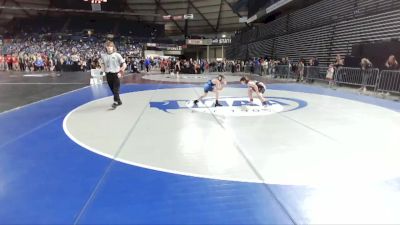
[106,72,122,104]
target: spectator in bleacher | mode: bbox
[2,35,143,72]
[385,55,399,70]
[360,58,373,93]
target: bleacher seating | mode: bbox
[248,39,274,59]
[356,0,400,16]
[274,25,332,63]
[227,0,400,65]
[7,15,165,39]
[68,17,116,33]
[331,9,400,61]
[287,0,356,32]
[258,15,287,39]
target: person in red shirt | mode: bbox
[42,55,49,71]
[160,59,166,74]
[6,54,12,71]
[12,55,19,71]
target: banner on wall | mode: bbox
[186,38,231,46]
[186,39,212,46]
[164,50,183,56]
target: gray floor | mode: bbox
[0,71,90,112]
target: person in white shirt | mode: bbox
[262,60,269,75]
[326,64,335,88]
[100,41,127,109]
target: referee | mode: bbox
[101,41,127,108]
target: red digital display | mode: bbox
[83,0,107,4]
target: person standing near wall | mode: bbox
[297,59,305,82]
[360,58,373,93]
[385,55,399,70]
[382,55,400,96]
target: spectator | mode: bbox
[34,55,45,71]
[160,59,166,74]
[6,54,12,71]
[2,35,144,72]
[360,58,373,93]
[385,55,399,70]
[297,59,305,82]
[175,59,181,76]
[334,54,344,68]
[0,55,5,71]
[326,64,335,88]
[145,58,151,72]
[382,55,399,96]
[308,57,319,83]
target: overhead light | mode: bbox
[222,34,226,38]
[184,14,194,20]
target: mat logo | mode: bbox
[150,97,307,117]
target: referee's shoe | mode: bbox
[112,101,122,109]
